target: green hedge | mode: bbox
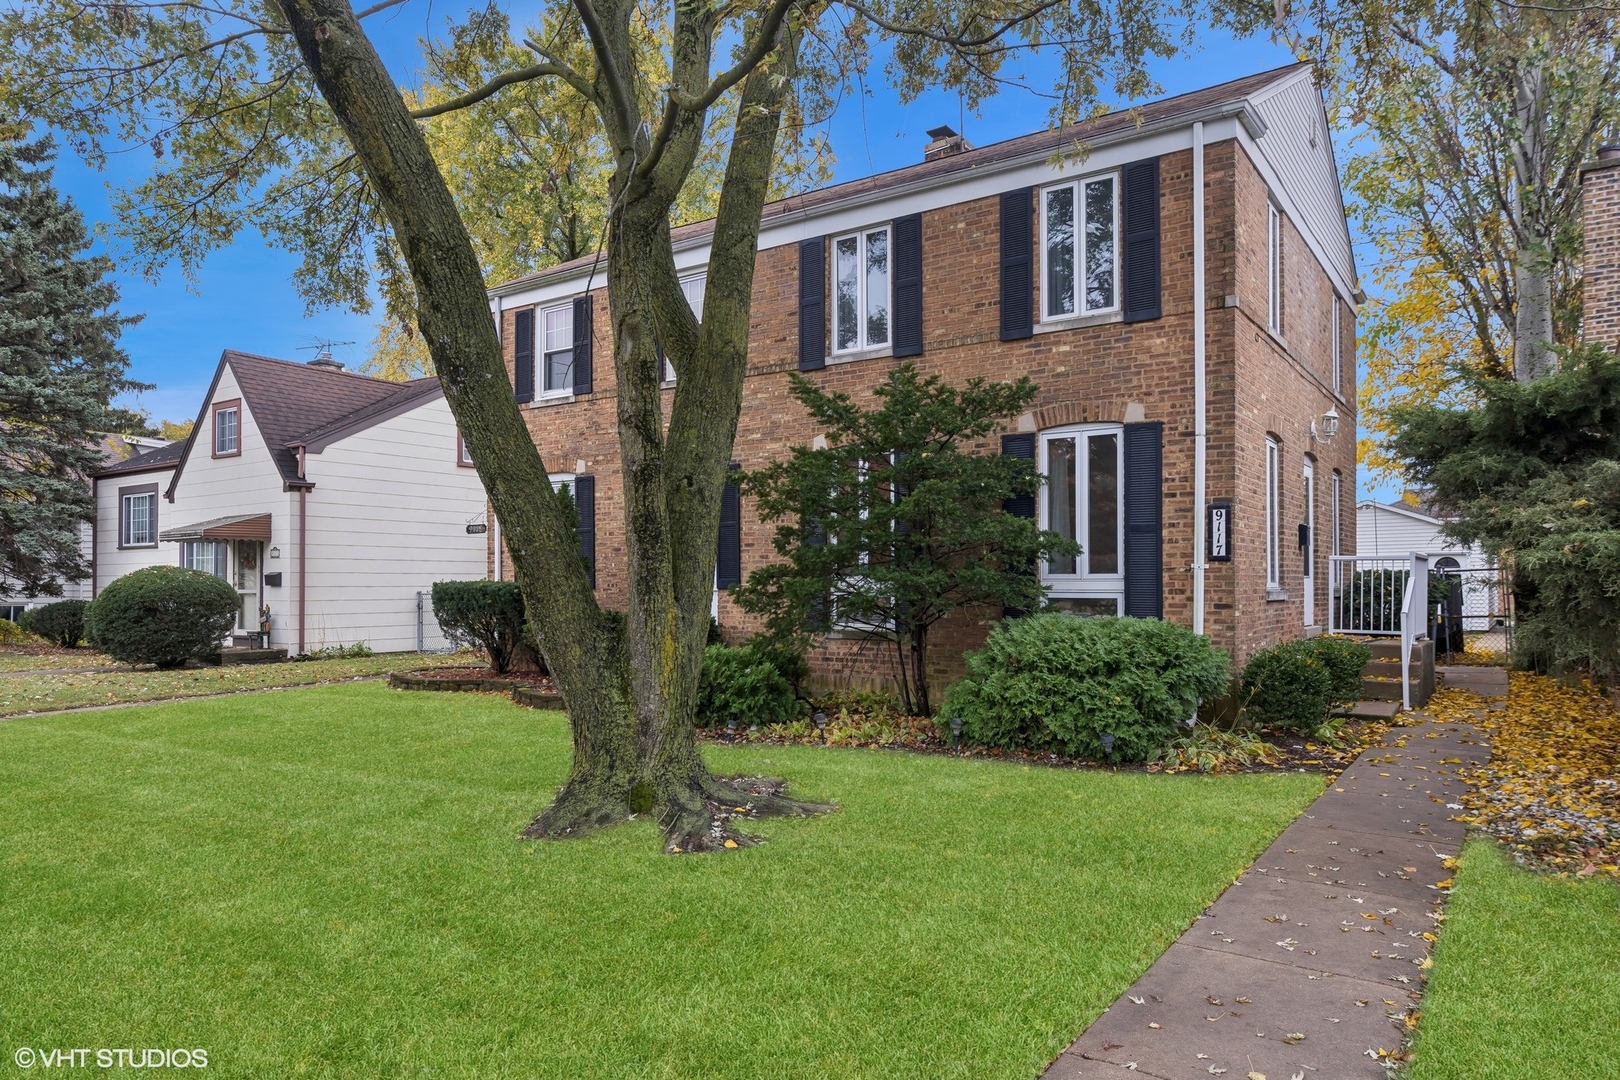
[20,599,86,648]
[1240,635,1372,730]
[86,567,239,668]
[942,614,1232,762]
[696,642,805,730]
[430,580,542,674]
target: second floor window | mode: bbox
[1267,203,1283,334]
[542,306,573,396]
[1331,299,1342,393]
[121,492,154,546]
[1043,174,1118,319]
[833,226,890,353]
[663,274,708,382]
[214,405,239,455]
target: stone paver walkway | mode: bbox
[1042,717,1492,1079]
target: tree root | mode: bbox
[662,774,835,854]
[520,779,630,840]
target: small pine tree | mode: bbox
[734,364,1078,715]
[0,134,143,597]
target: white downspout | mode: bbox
[1192,121,1208,636]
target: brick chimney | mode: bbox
[1581,144,1620,350]
[924,125,973,162]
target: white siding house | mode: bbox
[1356,499,1502,628]
[92,351,487,654]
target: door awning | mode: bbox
[158,513,272,542]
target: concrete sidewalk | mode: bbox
[1042,718,1490,1080]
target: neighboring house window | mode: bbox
[182,541,228,579]
[120,490,156,546]
[1267,203,1283,335]
[1040,424,1124,615]
[1266,436,1282,590]
[213,401,240,456]
[1042,173,1119,319]
[1331,470,1342,556]
[663,273,707,383]
[1330,299,1342,393]
[457,430,475,467]
[832,225,890,354]
[542,305,574,397]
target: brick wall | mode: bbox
[491,137,1357,695]
[1582,155,1620,349]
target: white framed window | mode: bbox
[1265,436,1281,590]
[1042,174,1119,320]
[121,493,155,546]
[182,540,228,579]
[832,225,891,354]
[1267,203,1283,334]
[213,404,240,455]
[1331,470,1342,556]
[1330,299,1342,393]
[663,273,708,383]
[541,305,574,397]
[1040,424,1124,615]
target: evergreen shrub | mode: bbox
[942,614,1231,762]
[1240,636,1369,730]
[86,566,238,668]
[430,580,542,673]
[20,599,86,648]
[697,642,804,730]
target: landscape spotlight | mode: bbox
[813,711,827,740]
[726,718,737,743]
[949,716,963,750]
[1100,731,1116,766]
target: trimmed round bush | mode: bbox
[22,599,87,648]
[697,642,803,730]
[87,566,239,668]
[1240,636,1372,731]
[942,614,1232,763]
[430,580,545,673]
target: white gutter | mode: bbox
[1192,121,1208,637]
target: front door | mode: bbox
[233,540,262,636]
[1301,458,1316,627]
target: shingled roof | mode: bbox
[95,438,185,478]
[490,62,1310,297]
[158,351,442,494]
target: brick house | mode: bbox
[485,63,1361,693]
[1582,143,1620,349]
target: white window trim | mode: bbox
[121,493,155,547]
[548,472,575,495]
[831,224,893,356]
[1330,298,1342,395]
[1330,470,1342,556]
[1038,423,1125,610]
[1267,202,1283,335]
[214,406,239,454]
[1039,171,1122,325]
[1265,437,1282,593]
[539,304,574,399]
[663,273,707,384]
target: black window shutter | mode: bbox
[802,516,830,630]
[572,295,593,395]
[892,213,923,357]
[1123,421,1163,618]
[574,474,596,589]
[1121,157,1162,323]
[513,309,535,404]
[999,188,1034,341]
[716,463,742,589]
[1000,433,1038,618]
[1000,433,1037,518]
[798,237,826,370]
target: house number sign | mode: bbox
[1207,500,1232,562]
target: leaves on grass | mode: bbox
[1432,674,1620,878]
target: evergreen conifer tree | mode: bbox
[0,134,142,597]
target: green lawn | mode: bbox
[0,684,1319,1079]
[1407,839,1620,1080]
[0,650,470,716]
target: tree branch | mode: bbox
[835,0,1069,49]
[408,61,579,119]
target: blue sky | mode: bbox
[50,6,1384,490]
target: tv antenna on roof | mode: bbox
[297,339,355,368]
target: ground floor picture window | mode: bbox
[1040,424,1123,613]
[182,540,228,578]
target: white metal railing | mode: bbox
[1329,552,1428,710]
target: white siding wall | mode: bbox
[300,396,487,653]
[93,468,182,593]
[1355,503,1489,569]
[164,366,298,647]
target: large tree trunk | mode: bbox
[276,0,828,851]
[1510,58,1557,382]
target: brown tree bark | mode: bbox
[273,0,828,850]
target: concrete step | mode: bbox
[1334,699,1402,720]
[1364,656,1407,677]
[1361,675,1413,700]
